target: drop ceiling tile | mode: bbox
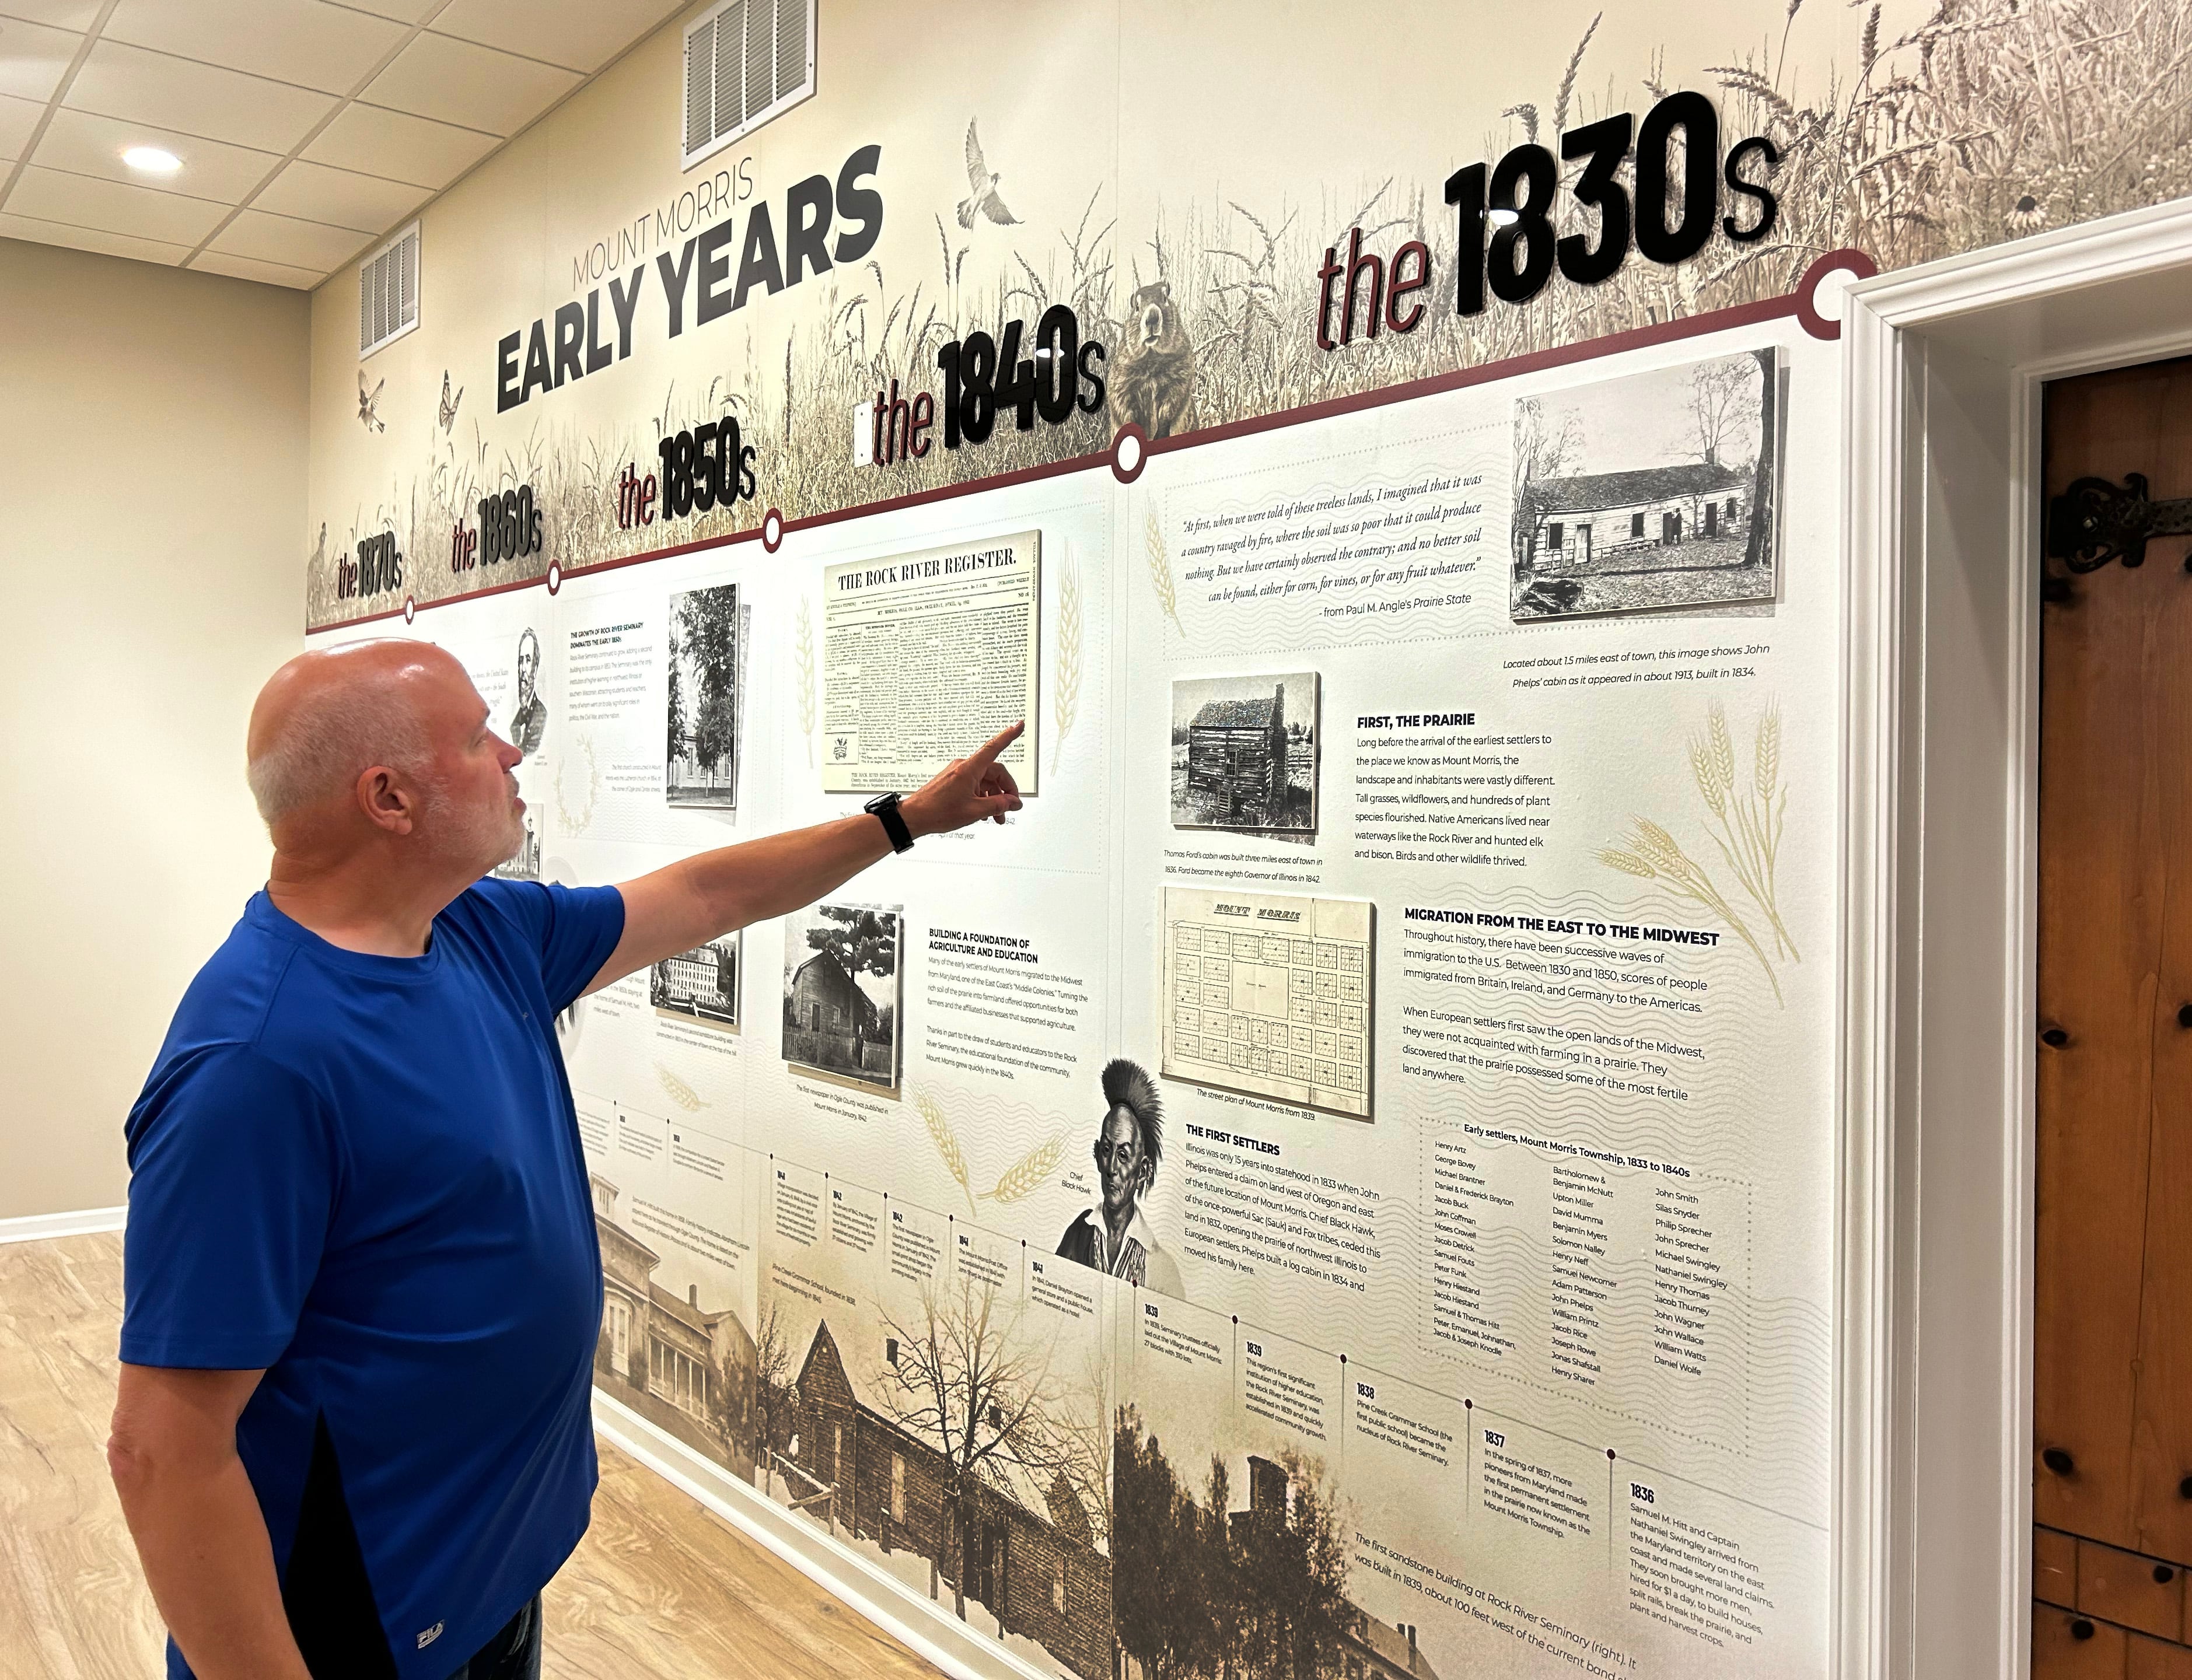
[1,1,103,26]
[0,89,39,157]
[208,205,370,270]
[362,33,578,136]
[0,208,189,263]
[9,162,229,243]
[34,107,279,202]
[333,0,440,20]
[189,247,321,289]
[429,0,680,74]
[64,38,335,155]
[301,99,495,188]
[0,14,82,102]
[103,0,407,98]
[252,156,425,233]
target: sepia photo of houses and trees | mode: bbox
[1511,349,1781,621]
[589,1175,759,1481]
[1112,1410,1438,1680]
[755,1279,1114,1680]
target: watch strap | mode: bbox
[865,792,914,853]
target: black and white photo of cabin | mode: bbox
[1510,348,1781,621]
[1169,672,1319,839]
[667,582,740,807]
[652,933,740,1032]
[781,903,902,1093]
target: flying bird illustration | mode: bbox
[955,119,1019,229]
[438,370,462,435]
[357,372,385,433]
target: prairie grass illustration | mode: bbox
[315,0,2192,625]
[1603,697,1795,1005]
[915,1090,1065,1213]
[917,1089,975,1213]
[1053,552,1083,772]
[1601,818,1785,1007]
[1690,699,1796,961]
[985,1135,1065,1206]
[1145,509,1183,633]
[792,596,816,767]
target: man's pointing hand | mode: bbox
[901,721,1025,835]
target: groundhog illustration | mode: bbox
[1109,282,1197,440]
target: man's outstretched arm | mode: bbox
[585,720,1023,996]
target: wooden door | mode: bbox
[2035,355,2192,1672]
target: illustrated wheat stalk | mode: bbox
[917,1091,976,1213]
[1688,701,1799,963]
[793,597,816,767]
[1053,556,1082,773]
[1600,817,1783,1008]
[1145,509,1183,634]
[983,1135,1065,1206]
[655,1064,704,1111]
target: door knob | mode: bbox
[2072,1619,2097,1641]
[2042,1027,2070,1048]
[2044,1447,2075,1475]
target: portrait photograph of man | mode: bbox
[1056,1058,1181,1296]
[509,625,547,756]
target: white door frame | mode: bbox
[1838,196,2192,1680]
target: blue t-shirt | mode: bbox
[122,879,626,1678]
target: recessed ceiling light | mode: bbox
[123,146,181,175]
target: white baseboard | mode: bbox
[590,1390,1049,1680]
[0,1205,126,1245]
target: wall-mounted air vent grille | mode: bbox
[683,0,815,170]
[358,222,420,358]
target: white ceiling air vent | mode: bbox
[358,222,420,359]
[683,0,816,170]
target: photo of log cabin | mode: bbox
[1510,349,1782,621]
[1169,673,1319,839]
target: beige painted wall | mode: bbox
[0,237,308,1222]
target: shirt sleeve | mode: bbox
[120,1046,337,1370]
[469,878,628,1013]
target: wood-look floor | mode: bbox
[0,1233,941,1680]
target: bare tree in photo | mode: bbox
[1511,394,1585,566]
[754,1297,796,1461]
[1683,356,1758,468]
[875,1277,1076,1623]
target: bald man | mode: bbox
[109,641,1021,1680]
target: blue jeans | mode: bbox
[445,1595,541,1680]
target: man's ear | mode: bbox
[356,765,418,835]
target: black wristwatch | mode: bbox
[865,791,915,853]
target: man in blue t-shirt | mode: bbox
[109,639,1020,1679]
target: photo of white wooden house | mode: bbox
[1510,349,1781,621]
[1517,457,1750,571]
[590,1173,757,1480]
